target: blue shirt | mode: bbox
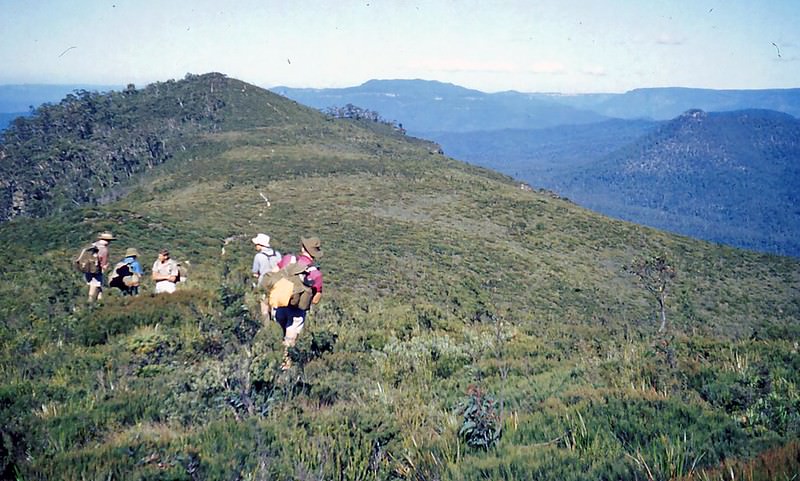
[123,256,143,275]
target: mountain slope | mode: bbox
[0,73,329,221]
[1,74,799,480]
[272,79,609,134]
[553,109,800,256]
[426,118,661,181]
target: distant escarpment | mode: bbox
[559,109,800,256]
[0,72,307,222]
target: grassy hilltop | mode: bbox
[1,73,799,480]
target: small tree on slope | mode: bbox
[625,254,677,332]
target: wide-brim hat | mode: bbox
[301,236,322,259]
[97,231,117,241]
[251,233,271,247]
[125,247,140,257]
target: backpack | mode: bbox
[264,262,317,310]
[255,249,281,288]
[175,261,188,283]
[74,245,100,274]
[267,275,297,308]
[109,260,141,290]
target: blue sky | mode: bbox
[1,0,798,93]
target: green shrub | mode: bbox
[745,376,800,436]
[287,327,338,368]
[458,385,502,450]
[74,291,209,346]
[0,383,40,480]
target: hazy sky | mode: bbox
[1,0,798,93]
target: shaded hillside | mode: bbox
[272,79,608,134]
[555,109,800,257]
[1,75,799,481]
[425,118,660,182]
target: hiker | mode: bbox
[151,248,179,294]
[109,248,143,296]
[251,233,281,320]
[272,236,324,367]
[84,231,116,303]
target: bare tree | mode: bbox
[625,254,676,332]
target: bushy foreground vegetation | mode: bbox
[1,74,799,480]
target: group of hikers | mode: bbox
[75,230,324,369]
[76,231,182,302]
[251,233,324,368]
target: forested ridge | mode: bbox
[559,109,800,256]
[0,73,260,221]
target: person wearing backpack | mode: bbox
[251,233,281,320]
[151,248,179,294]
[82,231,116,303]
[109,248,143,296]
[272,236,323,369]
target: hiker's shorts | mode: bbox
[274,306,306,345]
[84,272,103,287]
[155,280,176,294]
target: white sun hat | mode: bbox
[251,233,271,247]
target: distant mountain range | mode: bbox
[273,80,800,133]
[528,87,800,120]
[272,79,609,133]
